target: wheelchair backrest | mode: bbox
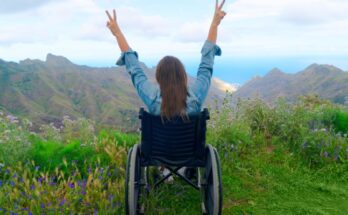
[139,108,210,167]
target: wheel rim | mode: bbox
[127,144,142,215]
[202,145,221,215]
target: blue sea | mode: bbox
[182,55,348,85]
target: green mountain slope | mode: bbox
[233,64,348,104]
[0,54,233,130]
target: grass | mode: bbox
[0,95,348,214]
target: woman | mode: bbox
[105,0,226,120]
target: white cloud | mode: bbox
[0,0,348,63]
[0,0,55,13]
[280,0,348,25]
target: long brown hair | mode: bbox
[156,56,188,120]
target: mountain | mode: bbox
[233,64,348,105]
[0,54,236,130]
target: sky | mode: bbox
[1,0,348,84]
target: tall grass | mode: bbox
[0,95,347,214]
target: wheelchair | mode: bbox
[125,108,222,215]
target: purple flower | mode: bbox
[29,212,33,215]
[77,180,86,188]
[94,208,98,215]
[108,194,114,202]
[323,151,329,157]
[68,183,75,189]
[30,185,35,190]
[0,180,2,187]
[59,199,66,206]
[49,182,56,186]
[81,190,86,195]
[37,177,43,183]
[99,168,104,174]
[9,181,15,187]
[40,203,45,209]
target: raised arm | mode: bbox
[192,0,226,105]
[105,9,130,52]
[105,9,159,112]
[207,0,227,44]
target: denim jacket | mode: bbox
[116,40,222,115]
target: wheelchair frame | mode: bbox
[125,108,222,215]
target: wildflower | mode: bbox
[30,185,35,190]
[59,199,66,206]
[9,181,15,187]
[68,182,75,189]
[108,194,114,202]
[0,180,2,187]
[94,208,98,215]
[81,190,86,195]
[40,203,45,209]
[6,114,18,123]
[78,180,87,189]
[37,177,43,183]
[323,151,329,157]
[334,147,340,161]
[35,166,40,171]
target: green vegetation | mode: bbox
[0,95,347,214]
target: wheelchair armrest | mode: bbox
[139,107,145,119]
[203,108,210,120]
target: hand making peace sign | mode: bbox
[213,0,227,26]
[105,0,227,51]
[105,9,119,37]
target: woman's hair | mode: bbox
[156,56,188,120]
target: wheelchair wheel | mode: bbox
[201,145,222,215]
[125,144,142,215]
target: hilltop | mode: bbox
[233,64,348,104]
[0,54,237,130]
